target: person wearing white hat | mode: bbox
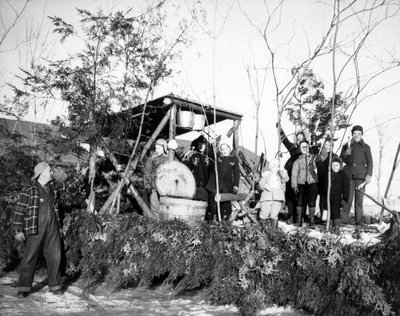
[258,159,289,229]
[12,161,88,298]
[205,137,240,220]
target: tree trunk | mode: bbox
[87,148,97,213]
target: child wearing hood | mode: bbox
[258,159,289,228]
[329,156,350,233]
[205,137,240,220]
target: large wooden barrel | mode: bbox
[156,160,196,198]
[159,196,208,225]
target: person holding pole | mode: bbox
[206,137,240,221]
[340,125,373,225]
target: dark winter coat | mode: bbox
[186,152,210,188]
[316,152,339,194]
[340,139,373,180]
[206,154,240,193]
[330,170,350,202]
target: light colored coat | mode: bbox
[259,169,289,202]
[291,149,328,188]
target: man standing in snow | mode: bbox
[340,125,373,225]
[12,161,87,298]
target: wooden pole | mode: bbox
[326,0,340,231]
[168,103,176,161]
[127,184,158,219]
[99,110,172,215]
[378,142,400,224]
[231,120,241,151]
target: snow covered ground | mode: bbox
[0,271,304,316]
[0,205,391,316]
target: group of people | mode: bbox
[277,124,373,231]
[142,135,240,221]
[11,123,372,298]
[141,123,373,232]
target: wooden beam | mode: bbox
[99,109,172,215]
[229,119,241,152]
[168,104,177,161]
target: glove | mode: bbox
[365,175,372,185]
[15,232,25,242]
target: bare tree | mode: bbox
[0,0,30,48]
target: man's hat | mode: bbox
[32,161,50,180]
[351,125,363,134]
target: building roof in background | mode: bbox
[0,118,80,165]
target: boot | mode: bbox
[296,207,303,227]
[333,219,341,234]
[308,207,316,228]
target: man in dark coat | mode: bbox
[12,161,87,298]
[340,125,373,225]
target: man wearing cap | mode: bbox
[12,161,88,298]
[143,138,169,216]
[340,125,373,225]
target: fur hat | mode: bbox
[351,125,363,134]
[155,138,168,153]
[32,161,50,180]
[218,137,231,152]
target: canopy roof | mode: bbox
[104,94,243,139]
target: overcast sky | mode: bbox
[1,0,399,197]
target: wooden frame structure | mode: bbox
[100,94,243,216]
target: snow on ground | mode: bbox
[278,221,390,246]
[0,271,304,315]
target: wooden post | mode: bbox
[99,110,172,215]
[379,142,400,224]
[127,184,158,219]
[168,103,177,161]
[229,119,241,152]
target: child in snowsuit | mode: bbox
[329,157,350,233]
[258,159,289,228]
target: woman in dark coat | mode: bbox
[206,137,240,221]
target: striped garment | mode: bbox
[12,175,83,235]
